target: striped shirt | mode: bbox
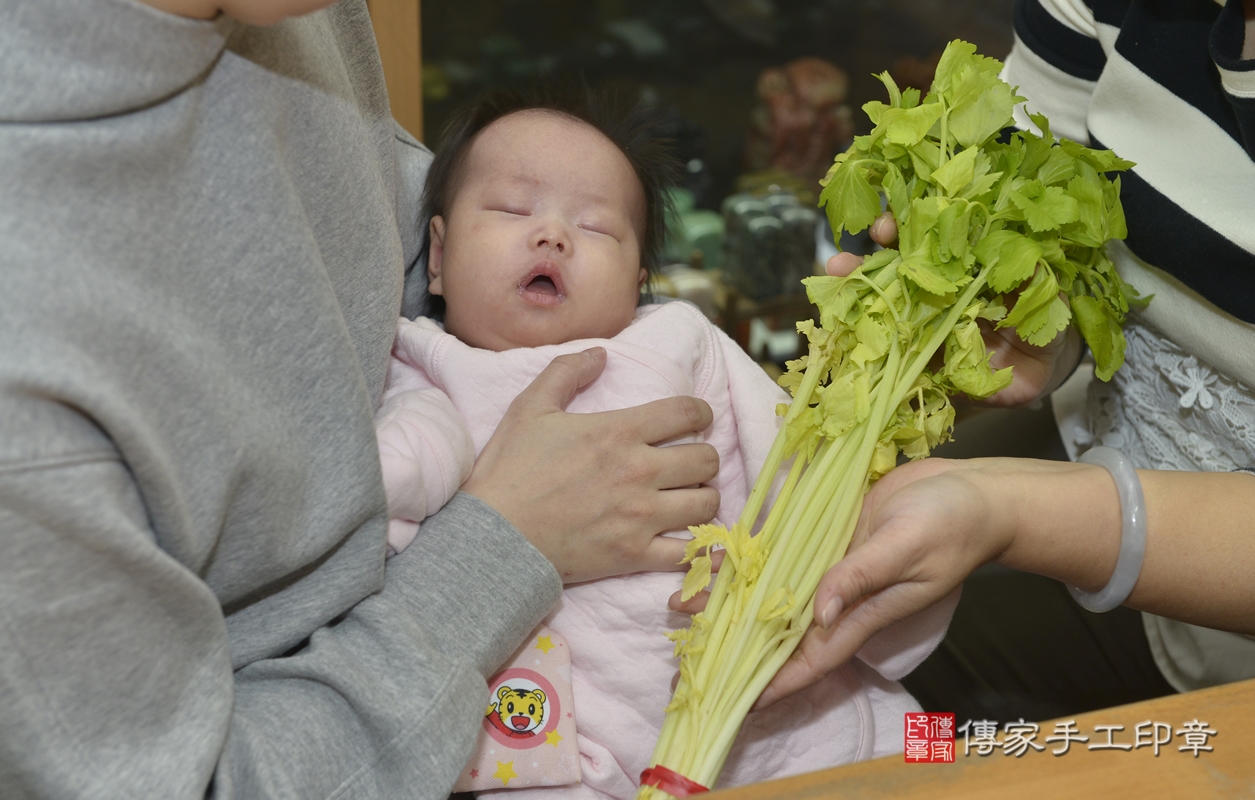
[1002,0,1255,322]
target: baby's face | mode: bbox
[428,111,646,351]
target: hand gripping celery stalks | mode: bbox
[639,39,1141,798]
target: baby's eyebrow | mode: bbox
[488,172,541,193]
[567,186,633,215]
[575,191,620,209]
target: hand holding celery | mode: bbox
[639,39,1139,797]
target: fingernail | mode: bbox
[583,346,605,363]
[818,597,842,628]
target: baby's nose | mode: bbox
[534,220,568,253]
[535,234,565,253]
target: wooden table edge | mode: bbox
[707,677,1255,799]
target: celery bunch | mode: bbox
[639,40,1138,797]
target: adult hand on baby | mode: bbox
[464,347,721,584]
[825,212,1084,406]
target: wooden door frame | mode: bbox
[367,0,423,141]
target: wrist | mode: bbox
[985,458,1122,590]
[941,458,1025,569]
[459,483,531,545]
[1066,447,1147,611]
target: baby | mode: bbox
[374,86,957,798]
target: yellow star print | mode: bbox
[493,761,518,787]
[546,730,563,747]
[534,635,555,654]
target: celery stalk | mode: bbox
[638,39,1138,798]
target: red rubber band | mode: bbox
[640,765,709,797]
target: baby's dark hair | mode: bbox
[421,81,680,319]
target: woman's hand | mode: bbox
[755,457,1011,707]
[463,347,722,584]
[823,213,898,279]
[824,212,1084,406]
[754,452,1146,708]
[670,458,1010,707]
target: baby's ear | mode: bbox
[637,267,648,289]
[427,216,447,296]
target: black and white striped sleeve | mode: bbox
[1006,0,1255,323]
[1002,0,1106,143]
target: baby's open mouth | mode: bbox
[518,265,565,303]
[526,274,558,295]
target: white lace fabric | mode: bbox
[1085,319,1255,473]
[1066,317,1255,693]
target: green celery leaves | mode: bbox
[819,39,1139,402]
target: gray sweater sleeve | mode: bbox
[0,462,558,800]
[223,493,563,798]
[0,1,562,797]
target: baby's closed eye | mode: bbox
[578,221,613,236]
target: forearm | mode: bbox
[223,494,561,798]
[763,448,1255,706]
[1,458,559,799]
[980,459,1255,633]
[379,493,561,679]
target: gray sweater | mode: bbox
[0,1,561,797]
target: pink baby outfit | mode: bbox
[376,301,957,798]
